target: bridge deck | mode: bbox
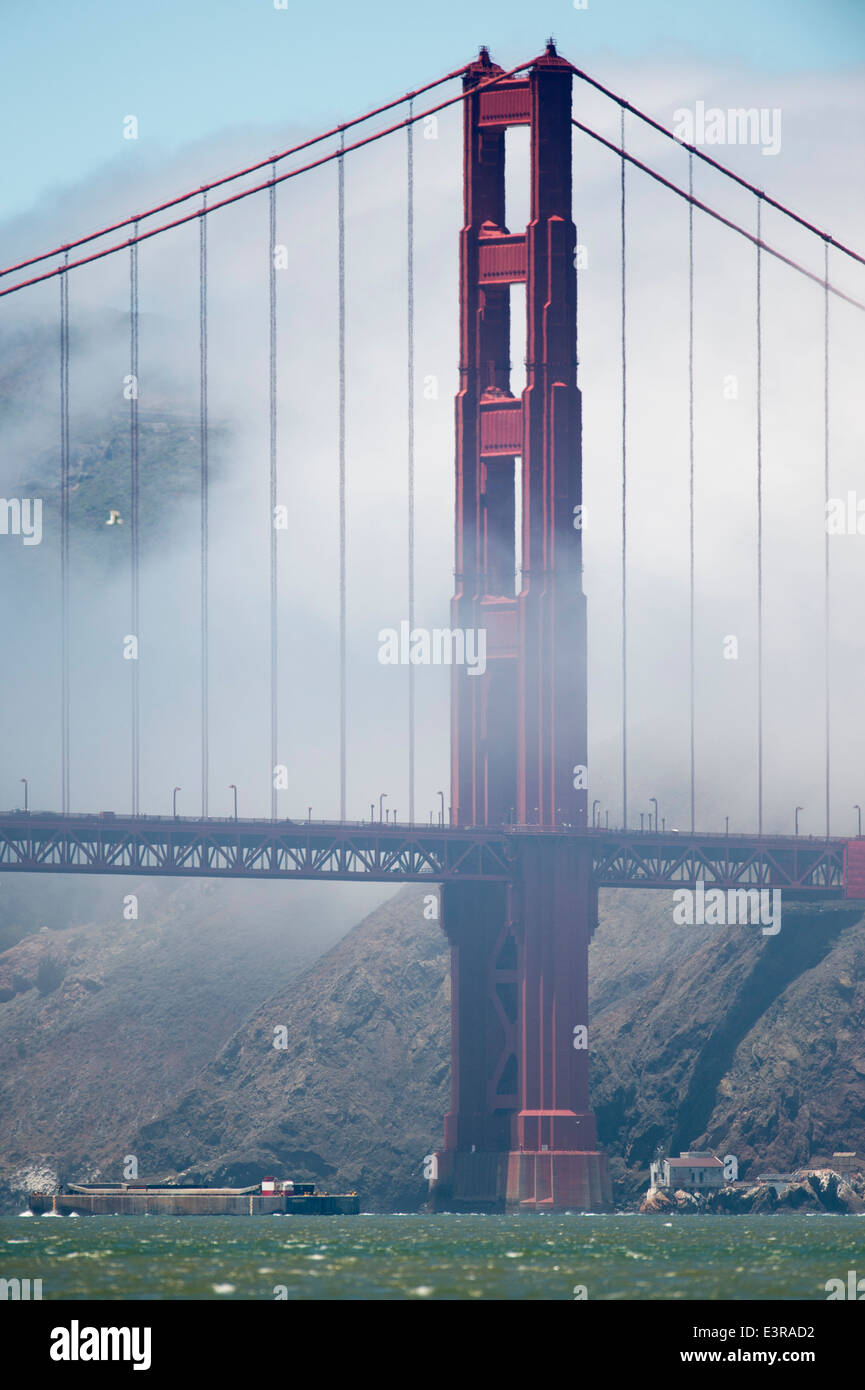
[0,813,853,896]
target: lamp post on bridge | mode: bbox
[229,784,237,821]
[592,799,600,828]
[855,804,862,838]
[795,806,803,836]
[172,787,180,818]
[649,797,658,833]
[437,790,445,827]
[379,793,387,823]
[19,778,28,813]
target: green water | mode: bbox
[3,1213,865,1300]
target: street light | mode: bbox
[172,786,181,817]
[795,806,803,836]
[725,815,729,836]
[592,799,601,828]
[650,796,658,833]
[437,790,445,827]
[370,803,375,823]
[229,784,238,820]
[308,806,312,823]
[855,805,862,838]
[19,777,28,812]
[640,812,645,832]
[379,793,387,823]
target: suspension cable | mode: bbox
[565,61,865,270]
[7,57,862,286]
[824,241,831,839]
[338,130,347,821]
[570,119,865,315]
[59,255,70,814]
[756,197,764,836]
[0,60,537,300]
[620,108,628,831]
[199,195,209,818]
[269,168,278,821]
[130,228,140,816]
[0,63,475,280]
[407,100,416,825]
[688,152,695,835]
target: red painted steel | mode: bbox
[479,395,523,454]
[451,41,586,834]
[478,81,532,126]
[438,44,608,1211]
[844,839,865,897]
[478,232,527,284]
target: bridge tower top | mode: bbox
[451,45,585,831]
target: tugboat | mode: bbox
[29,1176,359,1216]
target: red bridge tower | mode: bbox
[433,43,610,1211]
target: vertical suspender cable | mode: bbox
[688,153,696,834]
[338,130,347,821]
[59,254,70,814]
[130,228,140,816]
[200,194,209,818]
[269,168,279,821]
[755,196,764,836]
[619,109,628,830]
[823,239,831,839]
[407,101,415,824]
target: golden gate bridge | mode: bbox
[0,41,863,1210]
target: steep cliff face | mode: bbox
[688,908,865,1168]
[590,901,865,1191]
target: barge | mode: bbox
[29,1177,359,1216]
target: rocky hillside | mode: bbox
[0,872,393,1207]
[130,888,865,1209]
[132,887,450,1211]
[3,877,864,1211]
[591,900,865,1195]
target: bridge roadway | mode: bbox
[0,810,859,898]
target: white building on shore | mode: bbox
[650,1151,725,1191]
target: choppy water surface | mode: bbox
[3,1213,864,1300]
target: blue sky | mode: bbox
[3,0,864,221]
